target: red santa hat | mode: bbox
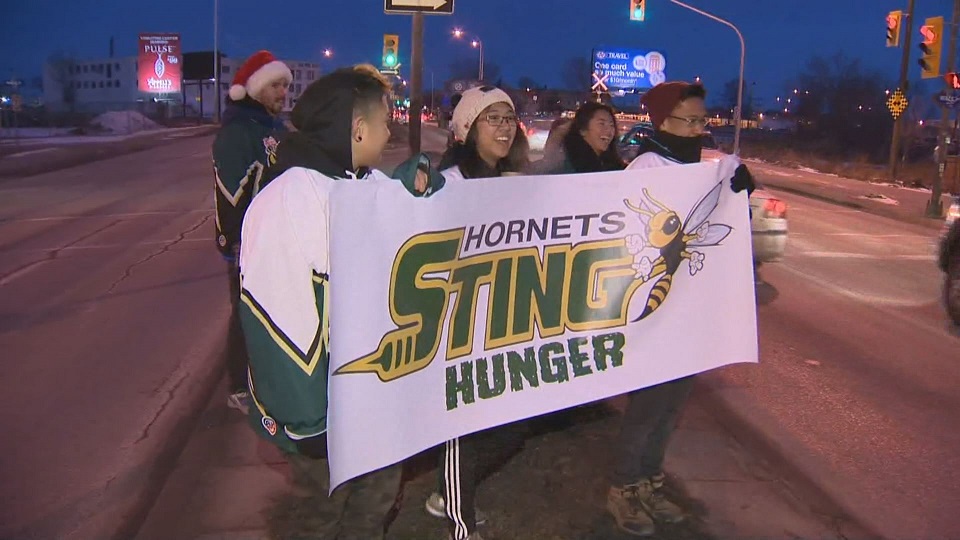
[229,50,293,101]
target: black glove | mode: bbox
[294,433,329,459]
[731,164,756,194]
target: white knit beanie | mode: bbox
[451,86,516,142]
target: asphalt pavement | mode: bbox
[0,135,229,540]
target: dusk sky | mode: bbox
[3,0,958,107]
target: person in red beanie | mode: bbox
[604,81,754,538]
[212,50,292,414]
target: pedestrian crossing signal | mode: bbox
[630,0,645,22]
[383,34,399,69]
[947,72,960,90]
[886,10,902,47]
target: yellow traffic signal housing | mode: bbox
[383,34,399,69]
[630,0,646,21]
[886,10,902,47]
[918,16,944,79]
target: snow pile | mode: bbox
[90,111,159,134]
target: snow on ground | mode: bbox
[91,111,159,134]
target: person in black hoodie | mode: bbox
[212,50,291,415]
[238,64,435,540]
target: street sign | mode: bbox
[937,90,960,109]
[384,0,453,15]
[887,88,909,119]
[592,47,667,91]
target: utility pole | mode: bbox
[930,0,960,217]
[889,0,916,180]
[409,12,424,155]
[214,0,221,124]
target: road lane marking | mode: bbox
[2,237,209,254]
[790,251,937,261]
[1,210,211,223]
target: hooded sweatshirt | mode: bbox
[212,97,287,257]
[237,70,403,456]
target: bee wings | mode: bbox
[684,181,732,247]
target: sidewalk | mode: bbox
[135,377,845,540]
[746,158,954,229]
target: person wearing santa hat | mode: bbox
[212,49,292,414]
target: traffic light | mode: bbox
[918,16,944,79]
[947,72,960,89]
[382,34,399,69]
[630,0,645,21]
[886,10,902,47]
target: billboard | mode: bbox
[138,33,181,93]
[591,47,667,91]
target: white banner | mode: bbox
[326,162,758,490]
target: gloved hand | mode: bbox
[390,153,445,197]
[730,164,755,194]
[294,433,329,459]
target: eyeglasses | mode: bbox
[482,114,518,126]
[668,115,708,127]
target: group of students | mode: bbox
[212,50,754,540]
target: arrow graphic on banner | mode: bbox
[392,0,448,9]
[592,72,609,92]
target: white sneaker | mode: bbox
[425,492,487,525]
[227,391,251,415]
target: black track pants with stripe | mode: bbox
[440,422,527,539]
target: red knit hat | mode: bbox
[229,50,293,101]
[640,81,705,130]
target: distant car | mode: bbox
[522,118,553,152]
[937,196,960,325]
[619,123,789,265]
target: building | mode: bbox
[43,53,320,117]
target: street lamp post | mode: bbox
[213,0,220,123]
[471,39,484,81]
[453,29,484,82]
[668,0,745,155]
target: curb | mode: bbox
[72,315,230,540]
[0,126,218,180]
[695,380,884,540]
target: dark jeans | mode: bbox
[226,257,249,392]
[613,376,695,485]
[439,422,528,539]
[287,454,402,540]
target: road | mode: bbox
[0,136,229,540]
[700,182,960,538]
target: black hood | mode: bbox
[222,96,284,130]
[270,71,364,180]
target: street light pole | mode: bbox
[668,0,744,155]
[473,40,484,81]
[213,0,221,123]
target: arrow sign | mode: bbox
[592,72,609,92]
[385,0,453,14]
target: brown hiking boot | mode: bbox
[635,474,686,523]
[607,484,656,536]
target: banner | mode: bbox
[326,162,758,490]
[138,33,181,93]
